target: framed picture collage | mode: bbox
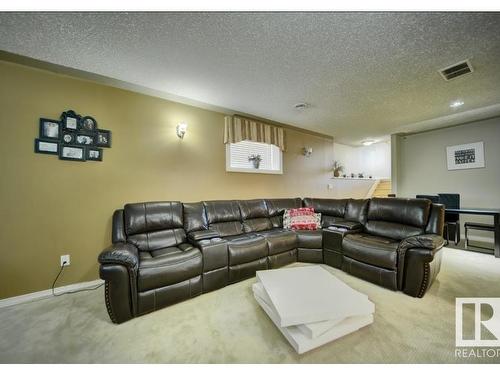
[34,110,111,162]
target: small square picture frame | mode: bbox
[59,145,86,162]
[61,132,76,145]
[95,129,112,148]
[61,110,81,132]
[34,139,59,155]
[86,147,103,161]
[39,118,61,140]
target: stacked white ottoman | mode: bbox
[253,265,374,354]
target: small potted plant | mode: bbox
[333,161,344,177]
[248,154,262,169]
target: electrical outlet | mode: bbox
[60,254,70,267]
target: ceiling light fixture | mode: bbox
[450,100,464,109]
[361,140,375,146]
[294,102,310,110]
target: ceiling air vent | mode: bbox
[439,59,473,81]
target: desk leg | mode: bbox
[495,214,500,258]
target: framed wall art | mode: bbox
[95,129,111,147]
[34,110,111,162]
[39,118,61,140]
[446,141,485,170]
[34,139,59,155]
[86,147,103,161]
[59,145,86,161]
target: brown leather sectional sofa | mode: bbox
[98,197,445,323]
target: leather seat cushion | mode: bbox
[227,234,268,266]
[138,244,202,292]
[342,233,399,270]
[295,229,323,248]
[260,229,297,255]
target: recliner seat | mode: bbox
[99,196,445,323]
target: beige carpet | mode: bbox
[1,247,499,364]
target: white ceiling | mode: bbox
[1,12,500,144]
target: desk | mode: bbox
[445,208,500,258]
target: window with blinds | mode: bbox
[226,140,283,174]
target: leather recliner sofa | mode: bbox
[98,197,445,323]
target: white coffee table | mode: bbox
[253,265,374,354]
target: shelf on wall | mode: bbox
[331,177,378,181]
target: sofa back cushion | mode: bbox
[365,198,431,240]
[123,201,186,251]
[303,198,347,227]
[203,200,243,237]
[238,199,272,233]
[183,202,208,233]
[344,199,369,225]
[265,198,302,228]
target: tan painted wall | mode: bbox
[395,117,500,244]
[0,60,334,299]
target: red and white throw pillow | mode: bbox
[283,207,320,230]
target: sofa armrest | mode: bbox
[98,242,139,271]
[397,234,445,296]
[194,238,228,272]
[188,229,220,242]
[98,242,139,324]
[328,221,363,231]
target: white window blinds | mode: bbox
[226,140,282,174]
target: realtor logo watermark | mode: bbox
[455,298,500,359]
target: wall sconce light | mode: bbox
[176,122,188,139]
[302,147,313,157]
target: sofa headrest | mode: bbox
[124,201,183,236]
[265,198,302,216]
[183,202,208,233]
[303,198,347,217]
[203,200,241,224]
[344,199,370,224]
[367,198,431,228]
[238,199,269,219]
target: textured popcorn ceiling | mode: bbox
[1,12,500,144]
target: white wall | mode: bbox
[334,141,391,179]
[395,117,500,244]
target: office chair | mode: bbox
[415,195,440,203]
[438,193,461,246]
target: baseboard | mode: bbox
[0,279,103,309]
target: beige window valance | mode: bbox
[224,115,286,151]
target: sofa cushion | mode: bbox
[367,198,431,228]
[127,228,187,252]
[227,234,268,266]
[265,198,302,228]
[238,199,269,219]
[365,221,424,241]
[344,199,369,224]
[285,207,320,230]
[124,201,183,236]
[203,200,243,237]
[303,198,348,228]
[239,199,273,233]
[259,229,297,255]
[183,202,208,233]
[342,233,399,270]
[138,243,202,292]
[295,229,323,249]
[303,198,347,217]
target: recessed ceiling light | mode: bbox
[361,140,375,146]
[450,100,464,108]
[294,102,310,110]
